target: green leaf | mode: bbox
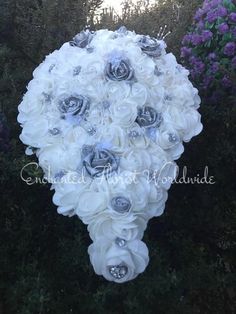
[219,40,226,46]
[221,58,230,65]
[223,0,230,8]
[216,17,225,25]
[205,40,212,48]
[205,22,215,30]
[229,3,236,11]
[223,33,232,42]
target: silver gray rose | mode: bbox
[136,106,162,128]
[69,30,93,48]
[138,36,162,57]
[105,59,134,81]
[57,95,90,116]
[111,196,131,213]
[82,145,119,178]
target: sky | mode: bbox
[101,0,136,15]
[100,0,155,15]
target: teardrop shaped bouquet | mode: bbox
[18,27,202,283]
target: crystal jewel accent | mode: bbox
[154,66,163,76]
[49,128,60,135]
[43,93,52,102]
[128,130,140,139]
[115,237,127,247]
[73,66,81,76]
[168,133,178,143]
[108,264,128,279]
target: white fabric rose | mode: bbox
[110,100,138,128]
[146,184,168,218]
[37,143,81,180]
[163,106,203,142]
[19,117,51,148]
[167,83,199,109]
[63,125,91,147]
[106,81,131,102]
[127,123,150,148]
[88,237,149,283]
[80,173,150,237]
[18,79,54,124]
[97,124,128,153]
[79,54,105,80]
[107,172,150,212]
[148,144,177,190]
[87,209,147,241]
[133,55,156,85]
[52,171,92,216]
[155,127,184,160]
[129,83,148,107]
[120,148,152,172]
[75,178,110,224]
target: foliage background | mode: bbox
[0,0,235,313]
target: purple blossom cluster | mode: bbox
[181,0,236,104]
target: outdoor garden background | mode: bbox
[0,0,235,313]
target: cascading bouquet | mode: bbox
[18,27,202,283]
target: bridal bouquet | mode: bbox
[18,27,202,283]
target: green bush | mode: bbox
[181,0,236,105]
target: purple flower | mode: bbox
[229,12,236,23]
[218,23,229,34]
[194,61,205,75]
[215,6,228,18]
[232,56,236,69]
[203,3,211,11]
[206,11,218,23]
[189,56,205,75]
[221,76,232,88]
[204,0,221,10]
[208,52,217,60]
[180,47,192,58]
[194,8,205,21]
[203,75,213,89]
[189,56,200,65]
[224,42,236,56]
[182,34,192,45]
[202,30,213,42]
[197,21,205,30]
[191,34,203,45]
[203,1,215,11]
[210,62,220,74]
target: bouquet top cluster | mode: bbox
[181,0,236,104]
[18,27,202,282]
